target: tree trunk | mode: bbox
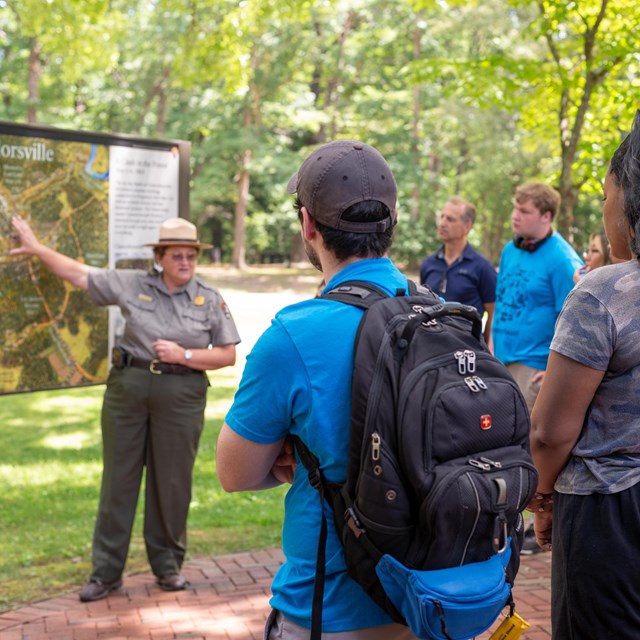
[556,159,578,239]
[454,137,468,195]
[232,98,257,270]
[27,38,42,123]
[409,19,423,221]
[539,0,612,242]
[156,86,167,136]
[428,149,441,202]
[290,233,308,265]
[555,68,609,240]
[136,66,171,133]
[232,147,251,270]
[317,10,354,143]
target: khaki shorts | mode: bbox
[264,609,417,640]
[506,362,544,414]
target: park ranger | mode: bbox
[10,216,240,602]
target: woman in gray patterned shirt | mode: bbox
[529,111,640,639]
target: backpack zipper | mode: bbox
[397,351,487,436]
[366,315,468,458]
[361,315,408,456]
[454,349,476,374]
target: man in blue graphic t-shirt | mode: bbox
[493,182,582,409]
[492,181,582,554]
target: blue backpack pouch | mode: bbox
[375,546,512,640]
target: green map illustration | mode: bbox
[0,135,110,394]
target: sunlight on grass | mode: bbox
[42,431,96,450]
[0,461,101,486]
[30,389,103,411]
[205,398,235,416]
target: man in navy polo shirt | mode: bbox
[419,196,496,342]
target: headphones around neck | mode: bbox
[513,230,553,252]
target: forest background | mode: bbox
[2,0,639,268]
[1,0,639,612]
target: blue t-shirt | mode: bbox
[419,243,496,315]
[493,233,582,369]
[551,260,640,495]
[225,257,409,632]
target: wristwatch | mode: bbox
[184,349,193,362]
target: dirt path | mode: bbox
[197,265,320,362]
[197,264,322,294]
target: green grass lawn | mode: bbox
[0,365,287,612]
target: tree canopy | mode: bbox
[1,0,638,266]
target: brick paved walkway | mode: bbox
[0,549,551,640]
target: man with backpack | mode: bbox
[216,140,417,639]
[217,140,535,640]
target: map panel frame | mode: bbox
[0,121,190,396]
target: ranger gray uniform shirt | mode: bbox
[87,268,240,361]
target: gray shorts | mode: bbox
[264,609,417,640]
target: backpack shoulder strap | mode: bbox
[321,279,411,309]
[291,434,385,638]
[410,279,437,296]
[291,435,325,493]
[290,434,333,640]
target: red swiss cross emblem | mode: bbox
[480,415,492,430]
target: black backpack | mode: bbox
[293,280,538,640]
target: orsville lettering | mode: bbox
[0,142,54,161]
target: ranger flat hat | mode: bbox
[145,217,212,249]
[286,140,397,233]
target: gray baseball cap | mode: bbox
[286,140,397,233]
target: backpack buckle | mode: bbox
[307,467,323,491]
[345,507,365,538]
[493,514,509,554]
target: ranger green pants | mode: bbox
[91,366,208,582]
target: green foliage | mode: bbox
[245,205,299,264]
[391,215,435,270]
[1,0,125,120]
[1,0,639,261]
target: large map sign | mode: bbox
[0,123,190,395]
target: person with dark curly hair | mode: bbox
[529,111,640,638]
